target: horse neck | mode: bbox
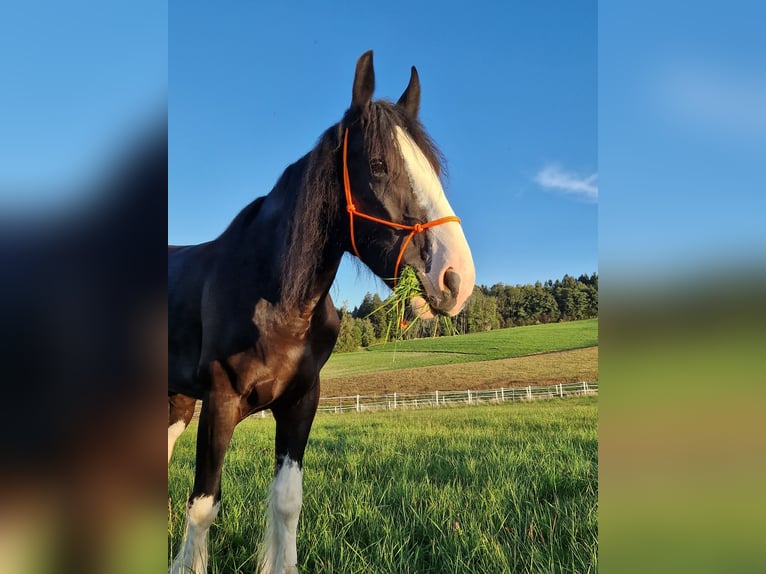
[235,154,345,318]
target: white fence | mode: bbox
[315,381,598,415]
[211,382,597,420]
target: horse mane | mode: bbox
[278,126,342,309]
[280,100,445,309]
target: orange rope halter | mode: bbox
[342,128,461,284]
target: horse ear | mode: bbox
[352,50,375,110]
[397,66,420,119]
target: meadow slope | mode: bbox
[321,346,598,397]
[320,319,598,396]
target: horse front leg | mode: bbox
[258,377,320,574]
[168,393,197,464]
[171,380,240,574]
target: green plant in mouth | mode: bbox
[369,266,457,342]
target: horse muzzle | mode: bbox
[412,266,473,318]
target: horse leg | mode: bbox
[168,393,197,463]
[170,383,239,574]
[258,378,320,574]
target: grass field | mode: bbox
[322,319,598,379]
[169,397,598,573]
[320,319,598,397]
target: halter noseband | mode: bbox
[342,128,461,284]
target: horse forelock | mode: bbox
[359,100,445,180]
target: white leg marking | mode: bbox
[170,495,219,574]
[168,420,187,464]
[258,457,303,574]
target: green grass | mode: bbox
[169,396,598,573]
[373,266,458,341]
[323,319,598,380]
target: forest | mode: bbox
[334,272,598,352]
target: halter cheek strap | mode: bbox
[342,128,461,284]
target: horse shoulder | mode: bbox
[309,294,341,365]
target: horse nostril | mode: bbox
[443,269,461,299]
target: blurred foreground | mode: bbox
[600,271,766,573]
[600,1,766,571]
[0,3,167,572]
[0,124,167,574]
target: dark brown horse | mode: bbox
[168,51,475,574]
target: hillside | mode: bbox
[320,319,598,396]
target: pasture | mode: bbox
[321,319,598,397]
[169,396,598,573]
[322,319,598,378]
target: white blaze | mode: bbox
[394,126,454,221]
[170,495,220,574]
[258,457,303,574]
[394,126,475,315]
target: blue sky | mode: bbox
[0,1,166,202]
[599,1,765,281]
[3,2,760,306]
[169,1,597,308]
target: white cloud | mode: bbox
[534,164,598,202]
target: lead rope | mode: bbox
[342,128,461,285]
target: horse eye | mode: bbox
[369,158,387,177]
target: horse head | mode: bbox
[341,51,475,318]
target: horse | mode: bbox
[168,50,475,574]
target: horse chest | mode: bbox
[260,335,315,386]
[214,331,318,403]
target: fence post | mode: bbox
[356,394,360,413]
[393,392,397,409]
[584,381,589,394]
[559,383,563,397]
[435,390,439,406]
[501,388,505,402]
[527,386,532,400]
[467,389,472,404]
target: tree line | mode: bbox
[333,272,598,352]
